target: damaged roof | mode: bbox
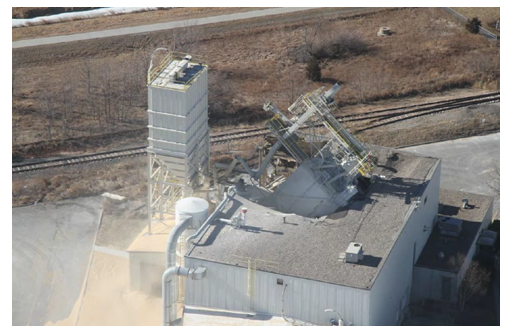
[187,146,440,289]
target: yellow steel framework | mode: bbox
[266,115,310,163]
[303,90,375,176]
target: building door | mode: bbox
[441,277,452,301]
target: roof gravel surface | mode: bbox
[187,146,439,289]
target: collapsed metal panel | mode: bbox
[256,85,375,217]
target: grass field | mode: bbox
[12,7,499,157]
[12,8,260,41]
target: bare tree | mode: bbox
[303,15,325,56]
[208,71,235,126]
[172,22,200,53]
[77,57,99,131]
[129,49,150,106]
[12,68,17,96]
[369,66,391,98]
[133,47,156,84]
[351,67,371,103]
[38,90,55,140]
[448,255,491,312]
[489,165,500,195]
[350,66,390,103]
[12,117,20,145]
[95,62,113,127]
[60,82,73,138]
[280,66,308,106]
[12,54,19,96]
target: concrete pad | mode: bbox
[183,307,292,326]
[12,197,103,326]
[402,133,500,218]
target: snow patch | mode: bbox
[13,7,160,28]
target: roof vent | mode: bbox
[438,216,462,237]
[345,242,364,263]
[462,198,469,209]
[169,59,190,82]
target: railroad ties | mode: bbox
[12,148,148,174]
[13,92,499,174]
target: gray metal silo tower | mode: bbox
[146,50,209,232]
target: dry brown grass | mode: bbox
[357,106,500,148]
[12,8,260,41]
[12,158,147,206]
[12,8,499,155]
[12,101,499,207]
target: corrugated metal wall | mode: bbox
[369,161,442,325]
[184,258,370,326]
[147,66,209,184]
[148,70,208,117]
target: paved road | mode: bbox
[13,8,315,49]
[402,133,500,217]
[12,197,103,325]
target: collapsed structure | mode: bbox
[234,84,375,217]
[130,51,495,326]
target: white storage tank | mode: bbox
[175,197,209,229]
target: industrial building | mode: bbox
[184,145,441,326]
[412,189,494,304]
[130,51,495,326]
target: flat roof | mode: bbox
[150,59,205,90]
[187,146,440,289]
[416,189,493,273]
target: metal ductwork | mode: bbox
[162,265,207,326]
[163,187,235,326]
[185,186,235,246]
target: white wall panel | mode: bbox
[412,266,458,303]
[369,161,441,325]
[185,258,370,326]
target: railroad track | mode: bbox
[12,147,148,174]
[209,92,500,143]
[13,92,499,174]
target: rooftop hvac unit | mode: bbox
[477,230,498,247]
[345,242,364,263]
[479,230,498,240]
[438,216,462,237]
